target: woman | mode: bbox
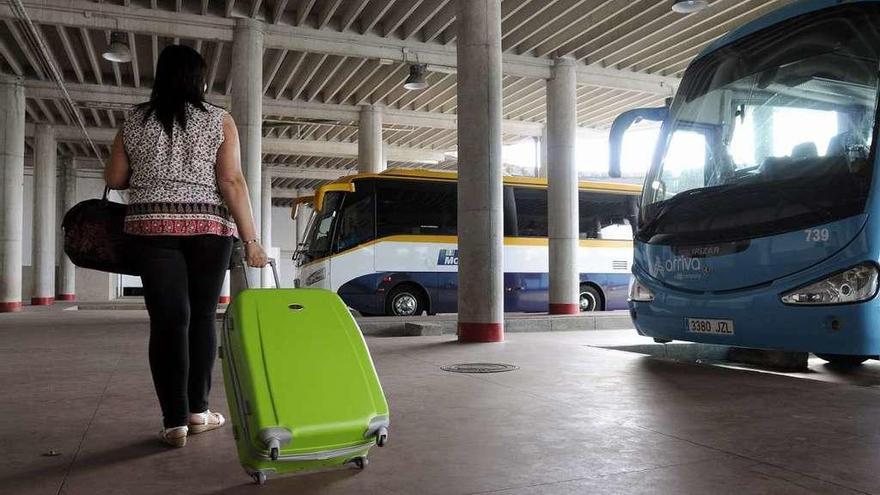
[104,44,268,448]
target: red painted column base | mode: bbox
[218,295,231,304]
[31,297,54,306]
[57,294,76,301]
[549,303,579,315]
[0,301,22,312]
[458,322,504,343]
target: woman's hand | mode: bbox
[245,242,269,268]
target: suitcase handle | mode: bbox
[234,242,280,289]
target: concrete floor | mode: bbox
[3,309,880,495]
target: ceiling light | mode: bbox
[671,0,708,14]
[102,31,132,63]
[404,64,429,91]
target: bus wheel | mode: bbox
[815,353,870,366]
[579,285,603,312]
[386,285,425,317]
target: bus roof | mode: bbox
[307,168,641,210]
[695,0,873,64]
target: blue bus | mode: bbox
[621,1,880,365]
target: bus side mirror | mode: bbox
[608,106,669,178]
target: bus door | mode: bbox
[298,192,343,290]
[331,184,377,304]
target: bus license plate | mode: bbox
[687,318,734,335]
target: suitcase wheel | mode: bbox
[376,427,388,447]
[350,457,368,470]
[252,472,268,485]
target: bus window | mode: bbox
[304,192,342,261]
[512,187,548,237]
[335,186,375,253]
[376,180,456,237]
[730,105,840,167]
[579,192,635,241]
[656,129,710,199]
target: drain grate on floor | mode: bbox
[441,363,519,374]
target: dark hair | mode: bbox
[138,44,207,136]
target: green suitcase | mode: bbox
[220,267,389,485]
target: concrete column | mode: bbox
[547,57,579,314]
[456,0,504,342]
[358,105,386,173]
[219,272,230,304]
[260,169,273,287]
[58,159,76,301]
[536,129,548,178]
[31,124,57,305]
[0,76,24,312]
[230,18,264,293]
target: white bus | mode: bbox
[294,169,639,316]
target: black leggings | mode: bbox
[136,235,233,428]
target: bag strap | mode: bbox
[102,186,110,202]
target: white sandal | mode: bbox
[159,426,188,448]
[188,410,226,434]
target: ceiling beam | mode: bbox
[1,0,679,95]
[271,188,319,199]
[27,124,447,163]
[267,165,351,181]
[262,138,446,163]
[24,80,545,137]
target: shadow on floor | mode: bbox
[0,438,169,487]
[207,466,366,495]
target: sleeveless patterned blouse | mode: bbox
[122,102,236,237]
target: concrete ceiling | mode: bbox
[0,0,797,198]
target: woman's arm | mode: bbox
[216,113,268,268]
[104,129,130,189]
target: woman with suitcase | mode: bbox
[104,44,267,447]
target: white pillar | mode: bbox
[537,128,548,178]
[260,169,273,287]
[230,17,264,293]
[31,124,57,305]
[219,272,230,304]
[547,57,579,314]
[58,158,76,301]
[0,76,24,312]
[358,105,386,173]
[456,0,504,342]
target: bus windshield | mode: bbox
[641,4,880,244]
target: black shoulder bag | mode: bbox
[61,187,141,276]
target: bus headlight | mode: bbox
[781,263,879,305]
[628,276,655,302]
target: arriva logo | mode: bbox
[651,256,705,278]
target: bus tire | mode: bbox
[815,353,870,366]
[579,284,604,312]
[386,284,426,317]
